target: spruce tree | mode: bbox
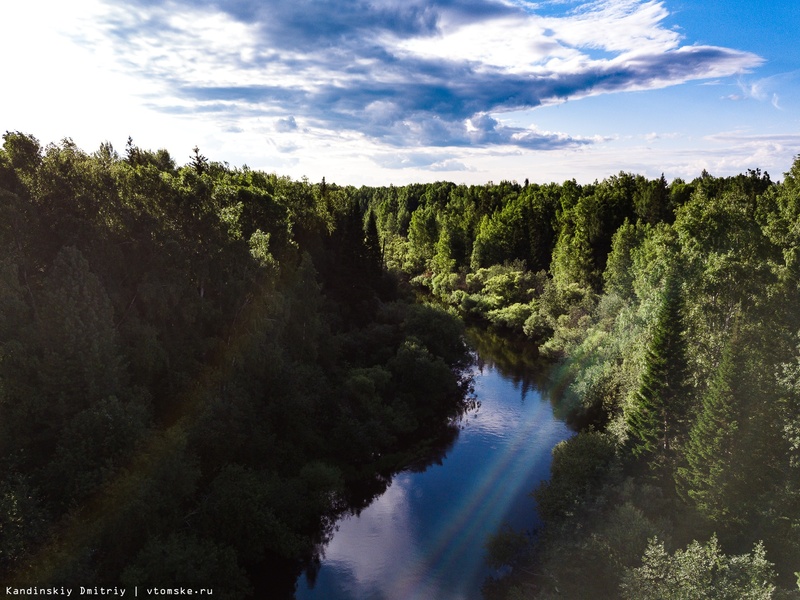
[676,327,742,521]
[363,209,383,284]
[626,274,689,460]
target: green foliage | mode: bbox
[5,135,800,597]
[551,217,596,290]
[2,131,42,175]
[543,502,663,598]
[37,246,122,404]
[44,395,150,507]
[0,476,48,570]
[283,252,325,361]
[535,281,597,357]
[121,533,251,596]
[778,337,800,469]
[674,188,776,376]
[634,173,671,225]
[676,326,746,522]
[403,303,468,368]
[0,261,29,350]
[507,478,672,600]
[487,302,535,331]
[388,339,463,423]
[475,162,800,598]
[626,275,689,460]
[469,185,556,271]
[0,135,473,591]
[620,536,776,600]
[534,431,619,522]
[551,175,637,292]
[247,228,275,269]
[408,202,439,266]
[604,219,646,299]
[485,525,530,570]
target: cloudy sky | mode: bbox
[2,0,799,185]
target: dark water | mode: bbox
[295,333,572,600]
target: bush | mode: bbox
[534,431,619,522]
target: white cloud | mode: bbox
[0,0,782,186]
[77,0,762,148]
[730,70,800,110]
[542,0,679,55]
[275,116,299,132]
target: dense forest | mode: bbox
[2,131,800,598]
[0,133,473,596]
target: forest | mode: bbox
[0,133,472,596]
[2,131,800,598]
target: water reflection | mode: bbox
[466,327,580,424]
[296,337,573,600]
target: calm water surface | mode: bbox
[295,344,572,600]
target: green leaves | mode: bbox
[621,536,775,600]
[121,533,251,596]
[534,431,618,522]
[0,135,476,591]
[37,246,122,406]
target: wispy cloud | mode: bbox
[705,131,800,148]
[728,70,800,110]
[81,0,762,151]
[373,152,472,171]
[667,131,800,180]
[644,131,680,141]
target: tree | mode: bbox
[0,134,477,593]
[634,174,670,225]
[534,430,618,522]
[674,188,775,377]
[37,246,122,402]
[190,146,208,174]
[0,475,49,571]
[363,209,383,284]
[552,177,637,292]
[1,131,41,188]
[283,252,324,361]
[8,246,125,465]
[626,274,690,461]
[121,532,251,597]
[197,464,299,564]
[43,395,150,508]
[676,325,746,522]
[550,216,596,291]
[620,536,775,600]
[603,219,645,300]
[407,203,438,267]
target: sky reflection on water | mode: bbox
[296,361,572,600]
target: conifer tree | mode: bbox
[676,325,743,521]
[626,274,689,460]
[363,209,383,283]
[284,252,323,361]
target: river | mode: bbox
[294,330,573,600]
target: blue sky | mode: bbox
[2,0,798,185]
